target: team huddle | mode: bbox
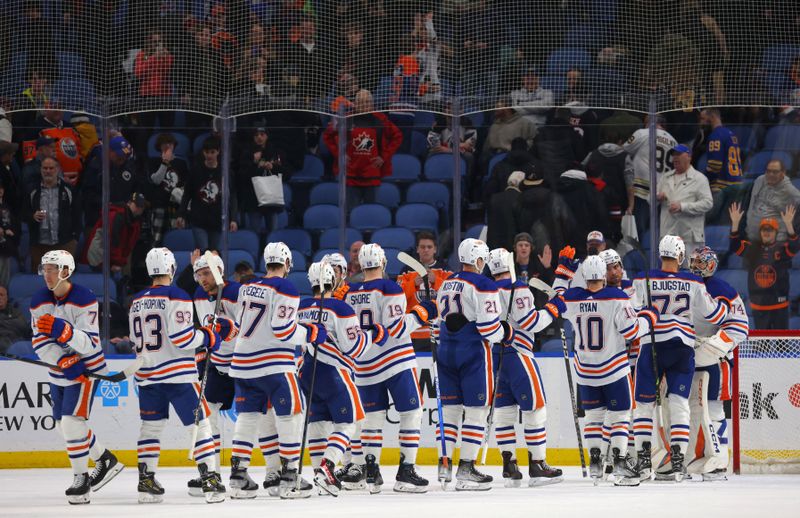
[25,231,748,504]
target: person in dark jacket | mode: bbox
[483,137,541,204]
[517,166,557,250]
[177,137,238,251]
[532,109,585,186]
[584,134,629,244]
[0,184,21,287]
[237,125,288,234]
[147,133,188,244]
[82,193,145,274]
[0,286,31,353]
[729,201,799,329]
[24,157,82,268]
[0,140,21,212]
[82,135,143,229]
[487,171,524,251]
[552,167,610,256]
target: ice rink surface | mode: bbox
[1,466,798,518]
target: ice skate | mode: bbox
[501,451,522,488]
[702,468,728,482]
[612,448,640,487]
[364,454,384,494]
[89,449,123,492]
[199,463,226,503]
[279,468,313,499]
[187,477,203,497]
[336,462,366,490]
[455,460,492,491]
[229,457,257,499]
[634,442,653,481]
[394,454,429,493]
[528,452,564,487]
[263,469,282,496]
[66,473,91,505]
[590,447,604,485]
[438,457,453,490]
[137,463,164,504]
[314,459,341,497]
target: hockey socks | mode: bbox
[460,406,489,461]
[398,408,422,465]
[137,419,167,473]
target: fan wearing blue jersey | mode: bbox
[434,238,515,491]
[186,253,241,497]
[687,247,749,481]
[557,255,657,486]
[486,248,563,487]
[228,242,327,499]
[631,235,728,482]
[345,244,437,494]
[30,250,123,504]
[130,247,227,504]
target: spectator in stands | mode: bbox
[83,135,141,228]
[15,68,50,131]
[0,107,11,142]
[24,157,81,267]
[147,133,187,245]
[512,232,553,288]
[281,15,325,100]
[134,30,175,130]
[509,66,554,127]
[552,166,610,256]
[21,136,56,193]
[323,90,403,212]
[237,125,288,235]
[233,261,255,284]
[69,113,101,164]
[427,114,478,159]
[487,171,524,251]
[558,68,592,106]
[337,22,378,93]
[175,22,224,131]
[730,202,799,330]
[584,129,629,243]
[483,137,540,202]
[347,240,364,283]
[518,166,557,251]
[82,193,145,275]
[657,144,713,258]
[745,159,800,242]
[531,108,585,187]
[22,105,82,187]
[0,286,30,354]
[483,100,536,157]
[177,136,238,251]
[0,184,21,287]
[0,141,20,210]
[697,108,743,222]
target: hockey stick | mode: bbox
[527,278,588,477]
[396,251,450,482]
[480,251,516,464]
[297,273,328,493]
[189,251,225,461]
[1,352,143,383]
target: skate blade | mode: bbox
[393,481,429,493]
[279,487,313,499]
[440,481,449,491]
[266,486,281,497]
[187,487,204,497]
[503,478,522,488]
[138,492,164,504]
[314,475,340,497]
[92,463,124,492]
[229,487,258,499]
[67,494,91,505]
[341,481,367,491]
[204,491,226,504]
[613,477,640,487]
[701,473,727,482]
[529,476,564,487]
[454,480,492,491]
[367,483,382,494]
[592,477,600,486]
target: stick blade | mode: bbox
[397,251,427,278]
[203,251,225,286]
[528,277,557,298]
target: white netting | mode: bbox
[736,334,800,474]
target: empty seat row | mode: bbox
[309,182,450,211]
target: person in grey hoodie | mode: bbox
[745,159,800,242]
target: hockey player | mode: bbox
[297,261,380,496]
[30,250,123,504]
[434,238,515,491]
[228,242,327,499]
[344,243,437,493]
[324,252,350,301]
[631,235,728,482]
[486,248,563,487]
[130,247,227,504]
[687,246,749,480]
[187,253,241,496]
[554,255,659,486]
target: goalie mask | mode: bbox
[689,246,719,278]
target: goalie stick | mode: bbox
[527,277,588,478]
[396,251,450,487]
[189,251,226,460]
[1,352,143,383]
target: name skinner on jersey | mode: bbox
[130,298,167,311]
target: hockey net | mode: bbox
[733,331,800,474]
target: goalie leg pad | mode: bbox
[687,371,727,474]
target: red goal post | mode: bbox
[733,330,800,474]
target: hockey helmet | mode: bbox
[458,238,490,270]
[582,255,607,282]
[659,234,686,265]
[599,249,622,266]
[487,248,512,276]
[263,242,293,272]
[39,250,75,279]
[358,243,386,270]
[146,247,177,278]
[308,261,335,289]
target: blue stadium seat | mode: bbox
[705,225,730,253]
[350,204,392,232]
[371,227,415,251]
[1,51,27,96]
[716,270,749,301]
[412,111,436,131]
[287,272,312,296]
[424,153,467,181]
[395,204,439,232]
[291,251,307,272]
[7,341,35,357]
[375,183,401,210]
[410,131,429,159]
[146,132,192,161]
[622,250,646,277]
[173,251,192,274]
[465,224,486,240]
[744,150,793,177]
[275,211,289,229]
[319,228,363,250]
[71,274,105,296]
[388,154,422,183]
[384,248,404,278]
[57,51,87,79]
[267,229,313,257]
[790,276,800,301]
[406,182,450,212]
[9,274,41,301]
[761,45,800,75]
[292,154,325,183]
[227,250,256,271]
[546,47,591,75]
[303,205,341,232]
[313,249,339,263]
[309,182,340,206]
[725,253,743,270]
[228,230,260,261]
[163,229,195,251]
[283,184,293,210]
[764,124,800,151]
